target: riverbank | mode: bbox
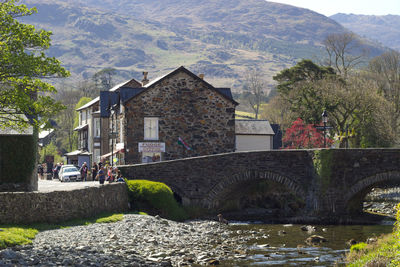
[0,214,245,266]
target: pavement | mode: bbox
[37,179,100,192]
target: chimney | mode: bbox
[142,71,149,86]
[198,74,205,80]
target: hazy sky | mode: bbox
[270,0,400,16]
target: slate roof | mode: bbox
[235,120,275,135]
[76,97,99,111]
[131,66,238,105]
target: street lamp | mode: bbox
[108,104,118,168]
[322,110,328,148]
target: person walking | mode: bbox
[92,162,98,181]
[80,162,88,181]
[97,163,106,184]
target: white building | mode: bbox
[235,120,275,151]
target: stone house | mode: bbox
[101,66,238,164]
[235,120,275,151]
[67,78,142,166]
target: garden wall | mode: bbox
[0,183,129,224]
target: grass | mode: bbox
[235,110,255,119]
[126,179,187,221]
[346,203,400,266]
[0,212,124,249]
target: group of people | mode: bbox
[93,162,124,184]
[38,160,124,183]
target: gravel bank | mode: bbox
[364,187,400,218]
[0,214,250,266]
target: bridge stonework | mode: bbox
[119,149,400,218]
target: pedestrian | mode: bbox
[107,166,114,183]
[97,163,105,184]
[38,164,44,179]
[80,162,88,181]
[53,163,61,180]
[92,162,98,181]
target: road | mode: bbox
[37,179,100,192]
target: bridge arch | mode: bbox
[343,171,400,214]
[202,170,307,210]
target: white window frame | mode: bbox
[94,118,101,138]
[144,117,159,140]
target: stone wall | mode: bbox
[0,183,129,224]
[123,70,236,164]
[119,149,400,217]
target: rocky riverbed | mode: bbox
[364,187,400,218]
[0,214,254,266]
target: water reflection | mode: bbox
[224,223,393,266]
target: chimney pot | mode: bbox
[199,74,205,80]
[142,71,149,86]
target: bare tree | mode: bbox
[243,69,266,119]
[369,50,400,138]
[323,32,367,79]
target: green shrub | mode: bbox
[350,242,367,253]
[126,180,187,221]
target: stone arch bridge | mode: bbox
[119,149,400,217]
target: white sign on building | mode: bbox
[138,142,166,153]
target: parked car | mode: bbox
[59,165,81,182]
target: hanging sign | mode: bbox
[138,142,165,153]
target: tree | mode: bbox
[323,32,367,79]
[0,0,69,130]
[273,59,335,96]
[92,68,116,91]
[243,69,267,119]
[283,118,332,149]
[369,50,400,140]
[273,59,336,124]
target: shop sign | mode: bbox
[116,142,124,150]
[138,142,165,153]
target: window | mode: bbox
[144,117,159,140]
[94,118,100,137]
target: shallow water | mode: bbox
[222,222,394,266]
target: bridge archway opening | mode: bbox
[344,172,400,216]
[210,178,306,220]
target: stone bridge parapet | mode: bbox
[119,149,400,217]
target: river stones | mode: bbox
[305,235,327,245]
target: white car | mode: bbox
[59,165,81,182]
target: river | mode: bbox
[220,222,393,266]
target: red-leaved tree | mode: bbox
[283,118,333,149]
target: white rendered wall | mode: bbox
[235,135,273,151]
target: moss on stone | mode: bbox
[313,150,334,192]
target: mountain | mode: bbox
[331,13,400,51]
[20,0,387,91]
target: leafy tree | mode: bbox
[273,59,336,124]
[0,0,69,130]
[39,142,63,163]
[273,59,335,96]
[282,118,332,149]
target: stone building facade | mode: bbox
[123,66,238,164]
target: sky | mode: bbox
[270,0,400,16]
